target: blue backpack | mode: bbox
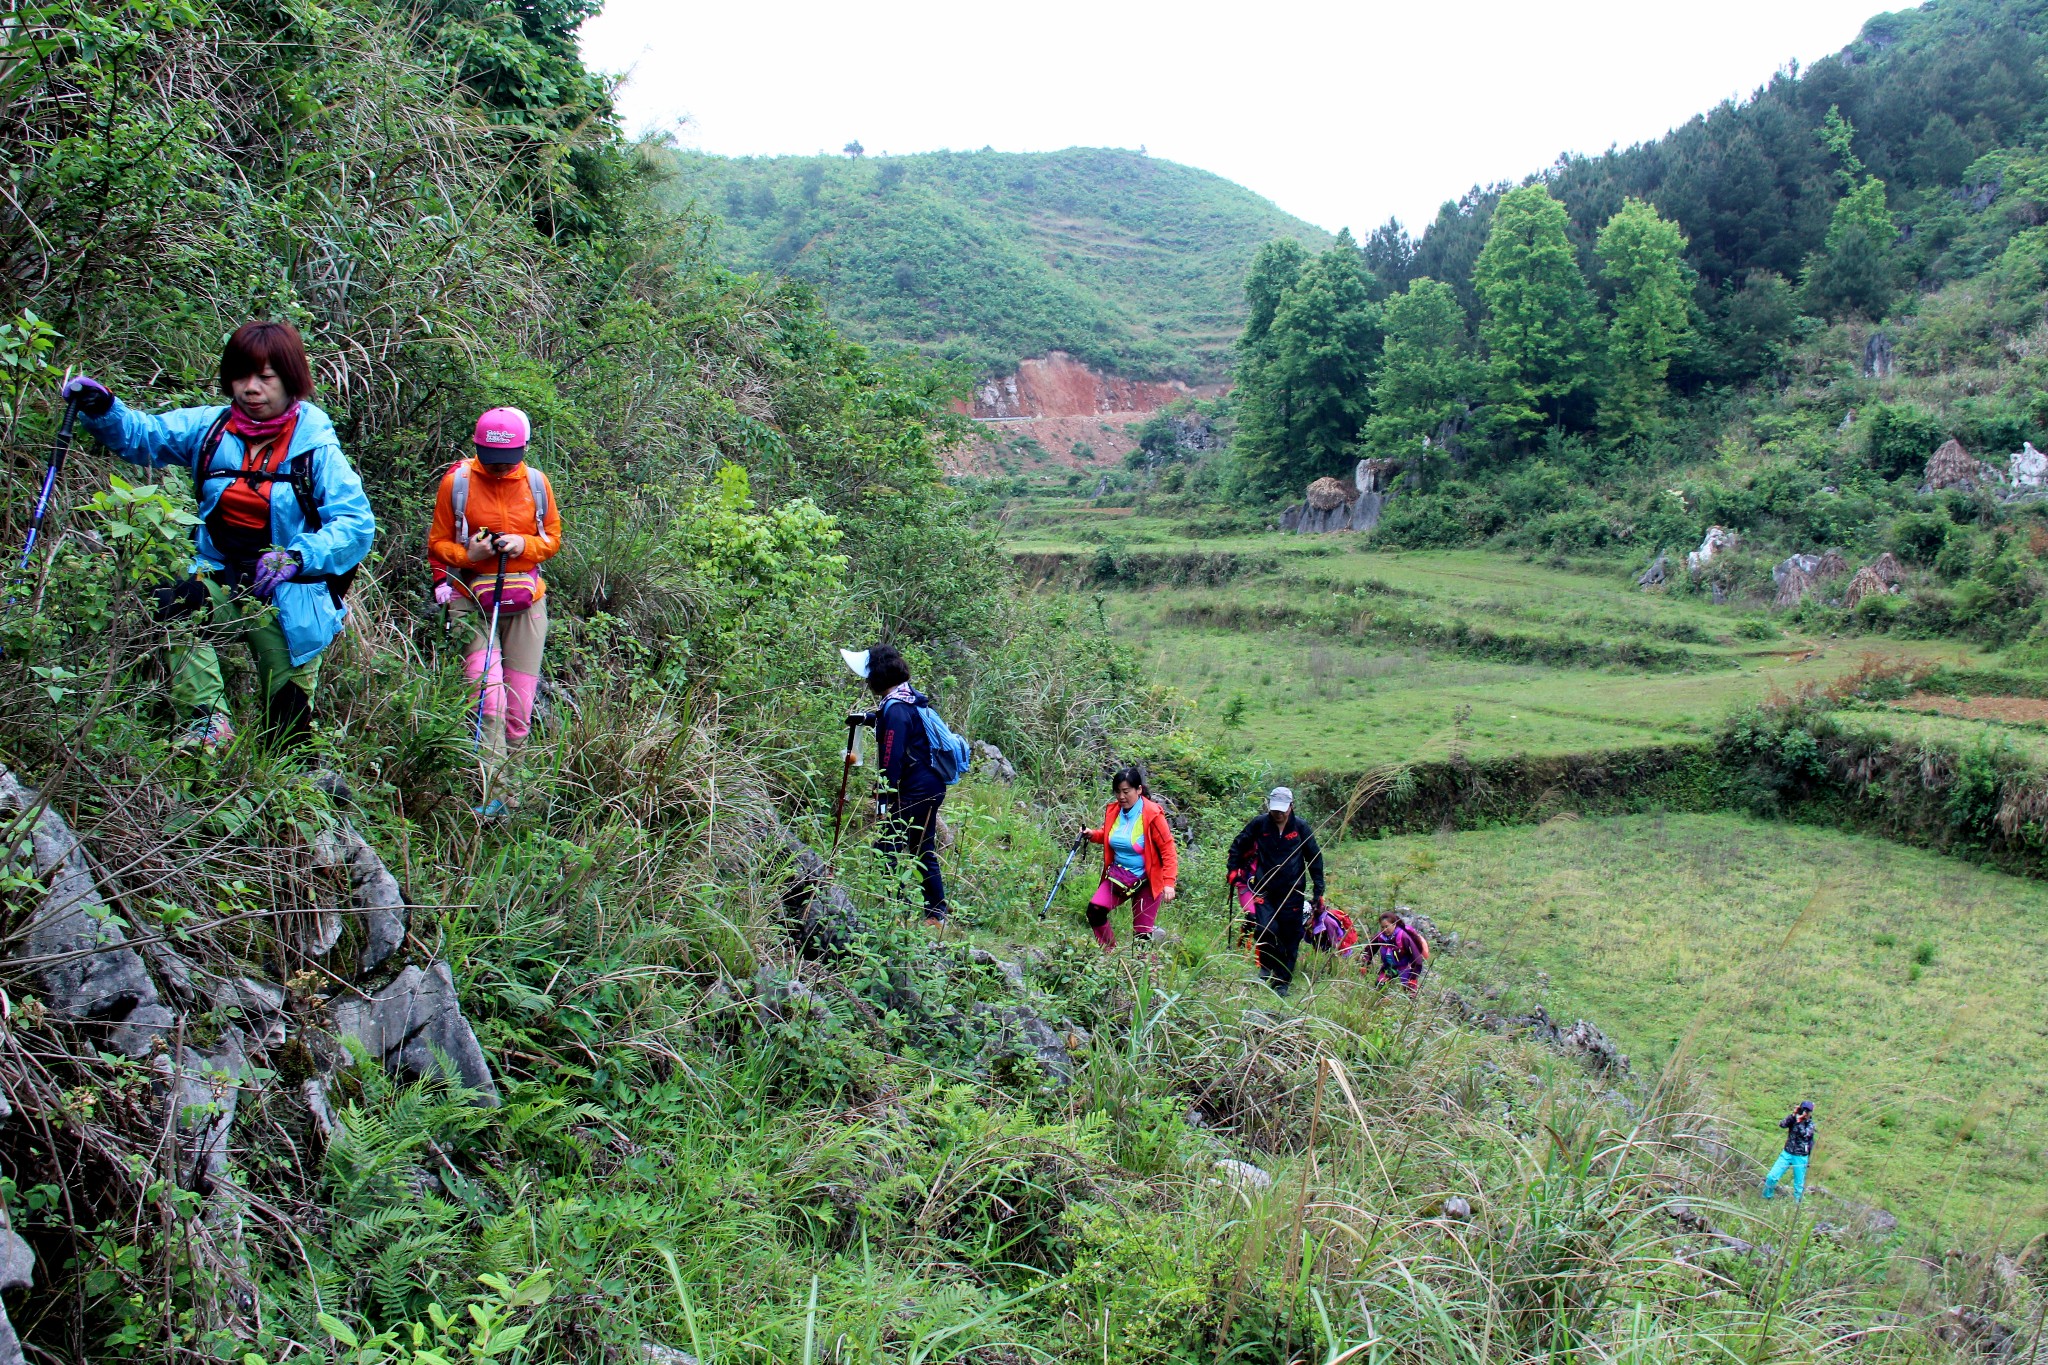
[893,697,973,786]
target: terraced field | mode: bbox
[1331,812,2048,1238]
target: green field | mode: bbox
[1331,812,2048,1237]
[1065,540,1995,767]
[1010,517,2048,1241]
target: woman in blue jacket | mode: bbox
[59,322,376,749]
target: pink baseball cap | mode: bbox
[473,407,531,464]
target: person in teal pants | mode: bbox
[1762,1100,1815,1201]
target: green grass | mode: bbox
[1071,544,1995,767]
[1332,811,2048,1238]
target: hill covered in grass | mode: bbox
[659,146,1332,380]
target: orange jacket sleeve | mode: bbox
[528,470,562,566]
[1087,801,1112,872]
[1145,802,1178,890]
[428,463,465,570]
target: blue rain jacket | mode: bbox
[83,399,376,666]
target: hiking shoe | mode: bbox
[474,798,508,820]
[174,711,234,753]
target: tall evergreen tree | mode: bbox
[1802,106,1898,319]
[1473,184,1595,444]
[1595,198,1696,442]
[1365,277,1480,488]
[1234,231,1383,497]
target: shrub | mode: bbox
[1864,403,1944,480]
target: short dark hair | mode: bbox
[1110,765,1147,795]
[220,321,314,401]
[864,642,910,695]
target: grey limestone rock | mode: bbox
[328,962,500,1104]
[1635,554,1668,589]
[158,1029,247,1191]
[969,947,1029,996]
[310,822,408,974]
[1212,1159,1273,1191]
[971,741,1017,783]
[0,769,160,1031]
[1441,1195,1472,1221]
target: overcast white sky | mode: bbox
[580,0,1910,235]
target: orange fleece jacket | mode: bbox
[429,458,562,596]
[1084,797,1179,893]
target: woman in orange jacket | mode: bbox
[1074,766,1178,950]
[428,407,562,762]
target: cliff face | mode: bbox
[969,351,1208,419]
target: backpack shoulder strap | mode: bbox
[526,466,547,536]
[451,461,472,543]
[192,410,232,490]
[287,446,323,533]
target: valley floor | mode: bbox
[1330,812,2048,1238]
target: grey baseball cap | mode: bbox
[1267,786,1293,811]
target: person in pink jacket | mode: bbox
[1074,767,1178,950]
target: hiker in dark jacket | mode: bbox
[1225,786,1325,996]
[1762,1100,1816,1202]
[1368,911,1426,993]
[844,643,950,926]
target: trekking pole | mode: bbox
[1037,833,1086,919]
[20,396,80,571]
[830,716,860,850]
[471,542,508,749]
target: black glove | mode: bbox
[152,577,208,622]
[59,375,114,419]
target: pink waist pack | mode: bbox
[470,570,540,614]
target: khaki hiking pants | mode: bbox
[455,594,548,757]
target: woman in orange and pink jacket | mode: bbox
[1074,766,1178,950]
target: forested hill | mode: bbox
[1380,0,2048,330]
[660,146,1332,380]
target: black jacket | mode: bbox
[1780,1113,1815,1156]
[1226,812,1325,907]
[857,691,945,801]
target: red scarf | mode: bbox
[215,402,302,534]
[225,400,301,444]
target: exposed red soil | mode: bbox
[1889,692,2048,724]
[945,351,1228,475]
[963,351,1217,419]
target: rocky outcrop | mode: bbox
[0,1198,32,1365]
[1863,332,1894,378]
[311,821,409,973]
[1685,526,1738,574]
[1280,458,1399,534]
[1843,565,1897,609]
[325,963,500,1104]
[1922,438,2003,494]
[971,741,1017,783]
[1636,553,1669,589]
[2011,442,2048,489]
[1770,550,1847,609]
[0,769,162,1043]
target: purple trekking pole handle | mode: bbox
[20,398,79,571]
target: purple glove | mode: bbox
[251,550,301,600]
[59,375,113,418]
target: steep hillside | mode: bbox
[659,146,1332,380]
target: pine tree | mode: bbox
[1473,184,1596,444]
[1595,198,1695,442]
[1364,278,1480,488]
[1234,232,1382,497]
[1802,106,1897,319]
